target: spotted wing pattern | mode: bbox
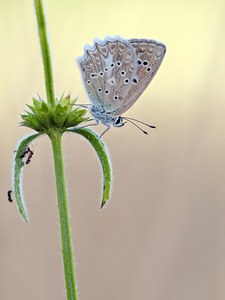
[78,38,138,112]
[113,39,166,116]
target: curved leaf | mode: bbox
[13,133,43,222]
[67,128,112,208]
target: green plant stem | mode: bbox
[50,131,78,300]
[34,0,55,106]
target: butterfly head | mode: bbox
[112,116,125,128]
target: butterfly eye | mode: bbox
[99,71,104,76]
[146,67,152,72]
[143,60,149,66]
[98,88,102,92]
[137,59,142,65]
[124,78,129,84]
[132,78,138,84]
[88,91,91,94]
[113,116,124,127]
[111,63,115,68]
[115,117,121,124]
[116,61,121,67]
[104,89,109,94]
[104,68,108,72]
[120,70,126,76]
[113,95,119,101]
[86,80,91,84]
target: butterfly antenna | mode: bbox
[123,118,148,135]
[123,117,156,128]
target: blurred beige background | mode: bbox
[0,0,225,299]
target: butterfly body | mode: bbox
[90,104,124,127]
[78,36,166,134]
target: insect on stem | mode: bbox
[7,190,13,203]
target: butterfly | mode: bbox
[77,36,166,136]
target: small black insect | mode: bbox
[20,147,34,164]
[7,190,13,203]
[20,147,30,159]
[26,148,34,165]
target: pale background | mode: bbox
[0,0,225,299]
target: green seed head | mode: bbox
[21,94,88,133]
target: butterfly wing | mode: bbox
[113,39,166,116]
[78,37,138,113]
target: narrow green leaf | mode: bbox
[67,128,112,208]
[65,113,87,128]
[41,101,50,112]
[13,133,43,222]
[70,97,78,105]
[60,97,69,107]
[58,92,65,102]
[26,104,36,113]
[33,98,42,108]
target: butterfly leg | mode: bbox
[84,118,95,123]
[79,119,99,129]
[100,126,110,138]
[72,104,91,108]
